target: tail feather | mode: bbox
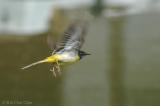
[21,60,46,70]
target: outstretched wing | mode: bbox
[54,20,88,53]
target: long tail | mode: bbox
[21,59,47,70]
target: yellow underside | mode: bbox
[21,54,79,70]
[45,54,80,65]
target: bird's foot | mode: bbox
[50,63,61,77]
[55,64,61,75]
[50,66,57,77]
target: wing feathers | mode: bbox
[53,20,88,53]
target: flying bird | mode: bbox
[21,20,90,77]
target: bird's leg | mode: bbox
[56,61,61,75]
[50,65,57,77]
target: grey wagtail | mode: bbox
[22,20,90,77]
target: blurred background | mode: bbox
[0,0,160,106]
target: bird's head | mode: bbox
[78,50,91,59]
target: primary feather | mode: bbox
[53,20,88,53]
